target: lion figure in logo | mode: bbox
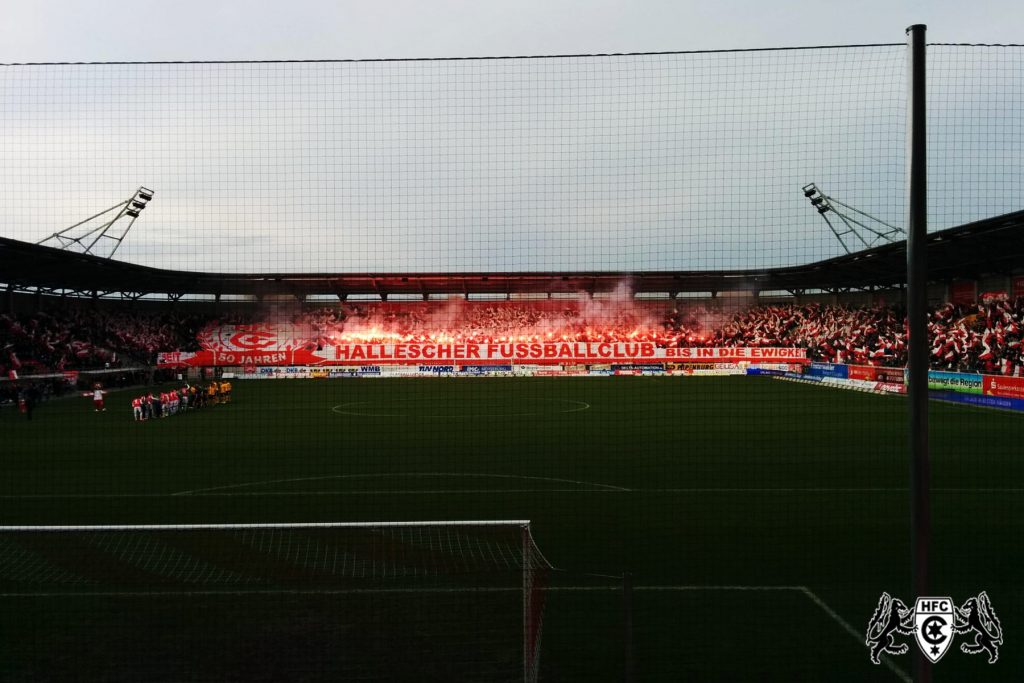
[955,591,1003,663]
[865,592,915,664]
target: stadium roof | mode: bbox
[2,210,1022,301]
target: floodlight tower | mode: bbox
[37,186,154,259]
[801,183,904,254]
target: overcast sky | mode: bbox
[2,1,1021,63]
[1,2,1021,274]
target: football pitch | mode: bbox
[2,376,1021,681]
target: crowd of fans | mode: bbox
[680,298,1023,374]
[710,304,909,366]
[3,296,1023,377]
[291,298,1024,375]
[1,310,201,375]
[305,301,678,346]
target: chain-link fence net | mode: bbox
[1,41,1022,680]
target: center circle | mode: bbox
[330,396,590,418]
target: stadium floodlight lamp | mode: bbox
[124,187,154,218]
[37,185,155,259]
[134,187,154,205]
[801,181,904,254]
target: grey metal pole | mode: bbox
[905,23,930,683]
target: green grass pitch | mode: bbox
[1,376,1021,681]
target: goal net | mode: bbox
[0,521,552,682]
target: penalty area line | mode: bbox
[171,472,630,496]
[798,586,910,683]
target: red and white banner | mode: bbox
[158,344,808,367]
[158,349,326,367]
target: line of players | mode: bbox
[131,382,232,421]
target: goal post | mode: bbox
[0,521,552,682]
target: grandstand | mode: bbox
[3,209,1024,381]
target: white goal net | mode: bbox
[0,521,552,682]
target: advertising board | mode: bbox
[927,370,983,394]
[935,391,1024,412]
[806,362,849,380]
[847,365,905,384]
[460,365,512,374]
[950,280,977,305]
[984,375,1024,400]
[1013,275,1024,299]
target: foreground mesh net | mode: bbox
[2,40,1023,681]
[0,522,551,682]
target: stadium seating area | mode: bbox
[708,299,1023,374]
[1,310,202,375]
[3,297,1023,376]
[704,298,1024,374]
[316,300,674,345]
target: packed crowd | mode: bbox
[710,304,909,366]
[312,302,676,345]
[1,310,202,376]
[4,296,1023,376]
[927,298,1024,375]
[692,298,1023,374]
[296,298,1024,374]
[127,381,232,421]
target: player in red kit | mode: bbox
[92,386,106,412]
[132,396,143,421]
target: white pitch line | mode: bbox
[2,486,1023,500]
[172,472,630,496]
[0,489,629,499]
[0,585,801,598]
[640,487,1024,493]
[798,586,911,683]
[330,397,591,418]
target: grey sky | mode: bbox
[0,2,1021,274]
[2,1,1021,63]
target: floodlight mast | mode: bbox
[37,186,154,259]
[801,183,905,254]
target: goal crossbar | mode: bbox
[0,520,531,532]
